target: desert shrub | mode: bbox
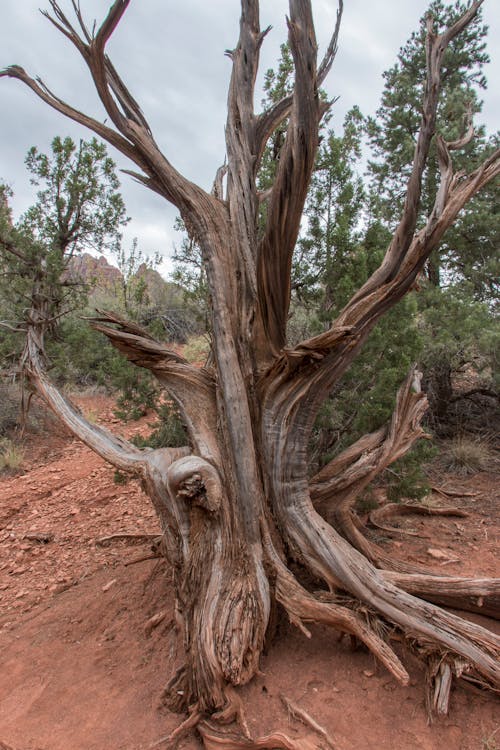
[440,435,493,475]
[183,334,211,364]
[0,381,22,436]
[131,400,188,450]
[385,441,437,502]
[0,437,24,473]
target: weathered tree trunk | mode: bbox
[3,1,500,745]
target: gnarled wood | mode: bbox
[3,2,500,743]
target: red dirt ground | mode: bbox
[0,394,498,750]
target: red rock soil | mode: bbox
[0,394,498,750]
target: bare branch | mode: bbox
[282,12,498,373]
[0,65,140,166]
[212,162,227,200]
[224,0,263,295]
[317,0,343,85]
[310,367,428,511]
[24,326,146,473]
[256,0,323,352]
[94,0,130,52]
[4,4,214,216]
[345,1,484,308]
[89,311,219,462]
[254,0,342,169]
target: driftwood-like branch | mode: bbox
[224,0,262,319]
[283,2,497,374]
[90,310,218,463]
[254,0,343,170]
[2,3,212,215]
[0,65,138,165]
[383,571,500,620]
[257,0,323,352]
[310,367,428,511]
[346,0,484,306]
[24,325,146,473]
[368,502,467,537]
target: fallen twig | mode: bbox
[369,503,468,537]
[144,610,170,636]
[280,694,337,749]
[431,486,479,498]
[95,533,160,547]
[148,707,202,748]
[24,531,54,543]
[125,553,162,567]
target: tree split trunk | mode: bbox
[3,0,500,745]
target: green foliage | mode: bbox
[23,136,127,255]
[113,469,129,485]
[310,292,422,470]
[0,136,128,368]
[171,216,209,329]
[131,400,188,450]
[258,44,295,193]
[292,107,366,318]
[112,366,159,422]
[113,237,161,317]
[183,334,211,364]
[385,441,436,503]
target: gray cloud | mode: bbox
[1,1,499,275]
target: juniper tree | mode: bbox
[1,2,500,746]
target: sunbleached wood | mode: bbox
[3,0,499,729]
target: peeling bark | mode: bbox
[3,0,500,743]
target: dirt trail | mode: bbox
[0,395,498,750]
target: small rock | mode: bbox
[12,565,28,574]
[363,670,375,678]
[427,548,452,560]
[102,579,117,592]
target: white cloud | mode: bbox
[1,0,498,277]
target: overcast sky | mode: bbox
[1,1,499,276]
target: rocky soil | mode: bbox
[0,394,498,750]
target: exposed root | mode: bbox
[125,553,162,567]
[261,528,410,685]
[280,694,337,749]
[368,503,468,537]
[144,610,170,636]
[198,721,320,750]
[148,706,202,748]
[430,486,479,498]
[213,686,251,738]
[95,533,161,547]
[161,665,189,714]
[328,507,437,575]
[383,571,500,619]
[429,658,453,717]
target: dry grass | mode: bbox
[440,436,493,475]
[0,438,24,473]
[182,334,211,364]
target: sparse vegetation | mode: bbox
[0,437,24,473]
[440,435,493,475]
[182,334,211,364]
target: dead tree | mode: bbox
[2,1,500,745]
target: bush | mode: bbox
[440,435,493,475]
[0,381,21,437]
[131,400,188,449]
[183,334,211,364]
[0,437,24,473]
